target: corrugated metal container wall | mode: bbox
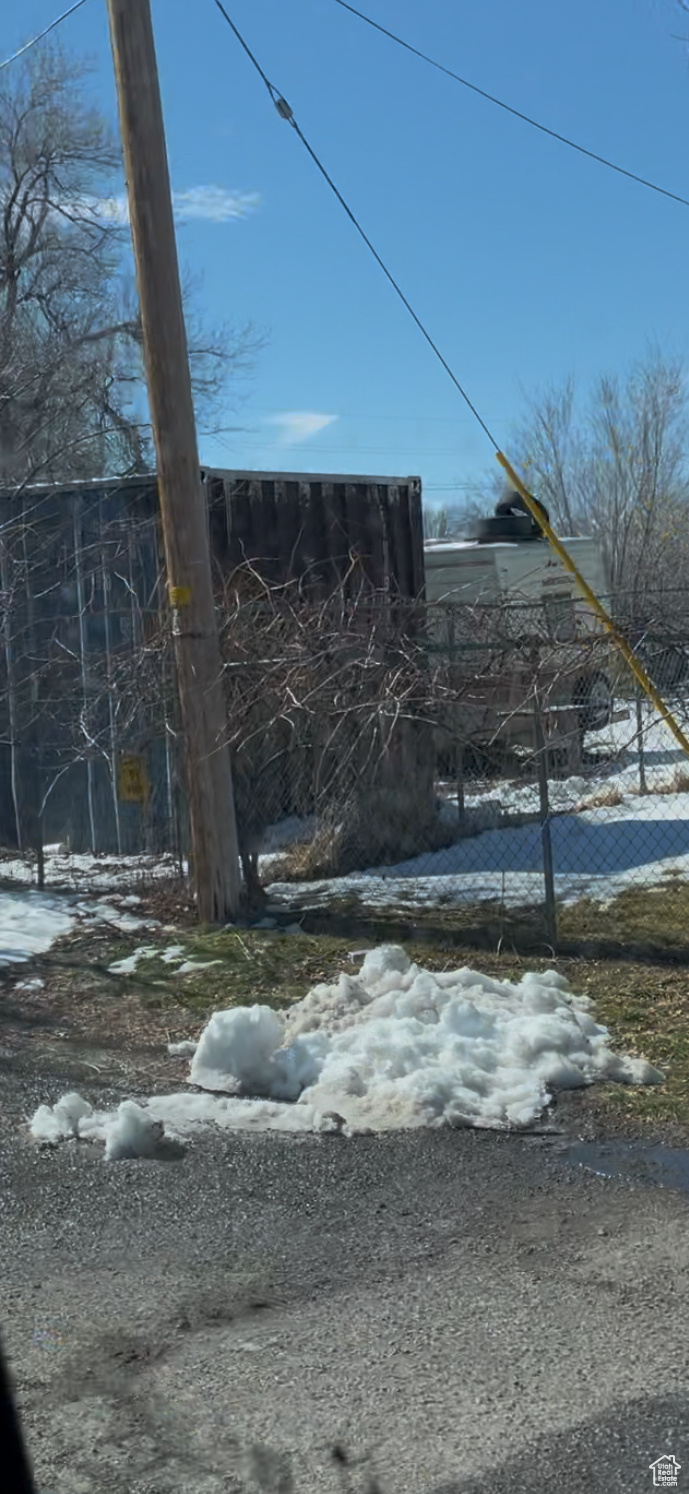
[0,470,432,862]
[204,470,425,599]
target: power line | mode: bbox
[0,0,91,72]
[210,1,499,453]
[334,0,689,213]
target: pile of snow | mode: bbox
[103,1103,167,1161]
[31,1094,168,1160]
[31,946,663,1155]
[31,1092,93,1141]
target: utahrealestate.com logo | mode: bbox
[649,1455,681,1488]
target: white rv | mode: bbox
[424,521,620,767]
[424,534,609,615]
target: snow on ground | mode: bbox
[0,849,187,892]
[252,702,689,911]
[438,703,689,823]
[4,704,689,919]
[0,892,77,968]
[266,789,689,911]
[0,889,155,969]
[261,705,689,912]
[31,945,663,1155]
[106,945,222,977]
[0,820,313,895]
[107,945,160,975]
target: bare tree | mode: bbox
[510,351,689,619]
[0,43,263,872]
[0,44,261,489]
[422,503,471,540]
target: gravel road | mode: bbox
[2,1047,689,1494]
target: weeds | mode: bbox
[654,768,689,795]
[576,786,625,811]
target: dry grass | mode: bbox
[271,790,453,882]
[270,821,343,881]
[575,785,625,811]
[559,880,689,957]
[32,913,689,1136]
[654,768,689,795]
[7,863,689,1142]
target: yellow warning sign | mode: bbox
[118,755,150,804]
[168,584,192,608]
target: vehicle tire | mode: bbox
[649,646,689,690]
[572,671,612,734]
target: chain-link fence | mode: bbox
[0,482,188,885]
[242,587,689,952]
[2,505,689,951]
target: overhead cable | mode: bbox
[0,0,91,72]
[334,0,689,212]
[211,1,499,449]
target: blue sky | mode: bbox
[4,0,689,508]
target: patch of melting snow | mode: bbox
[0,884,159,972]
[161,945,186,964]
[107,946,159,976]
[106,944,218,977]
[173,959,223,976]
[0,849,187,891]
[31,945,664,1158]
[0,890,81,967]
[84,900,152,932]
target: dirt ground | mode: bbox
[3,883,689,1491]
[3,867,689,1155]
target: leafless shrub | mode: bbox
[655,768,689,796]
[5,474,689,906]
[577,786,625,811]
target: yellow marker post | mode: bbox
[496,450,689,759]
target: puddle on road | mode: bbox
[564,1141,689,1198]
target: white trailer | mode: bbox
[424,534,609,617]
[424,529,625,769]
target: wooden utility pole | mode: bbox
[106,0,241,922]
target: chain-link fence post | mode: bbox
[533,694,558,948]
[635,689,648,795]
[454,740,465,828]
